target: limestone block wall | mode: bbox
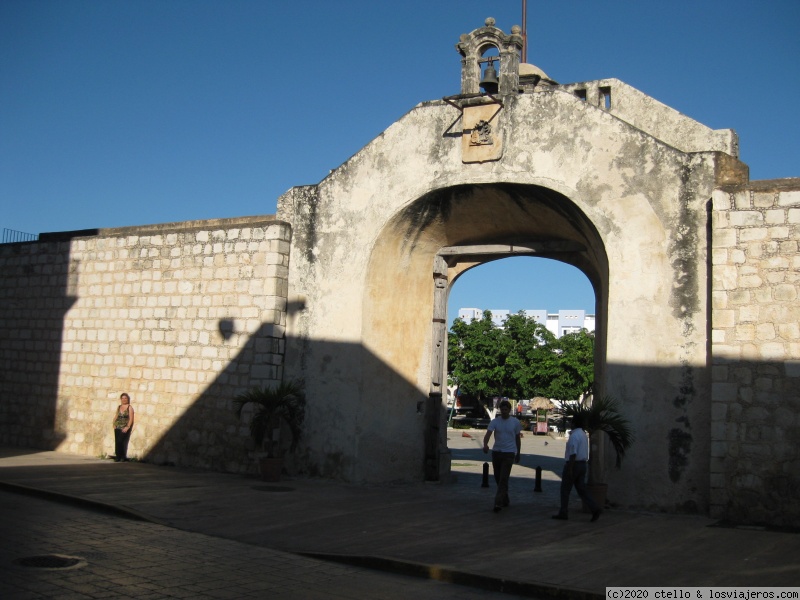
[710,180,800,527]
[0,216,290,473]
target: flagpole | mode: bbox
[521,0,528,63]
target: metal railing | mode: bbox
[2,228,39,244]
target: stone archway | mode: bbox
[432,250,598,480]
[362,183,608,481]
[278,20,722,511]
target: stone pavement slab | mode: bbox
[1,436,800,598]
[0,490,532,600]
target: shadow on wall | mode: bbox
[143,326,430,483]
[0,238,81,449]
[0,238,429,484]
[709,357,800,529]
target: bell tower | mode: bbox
[448,18,526,164]
[456,17,523,97]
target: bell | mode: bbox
[480,63,499,94]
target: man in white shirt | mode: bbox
[552,413,601,522]
[483,400,522,512]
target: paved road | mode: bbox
[0,490,534,600]
[2,432,800,599]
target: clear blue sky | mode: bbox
[2,1,798,320]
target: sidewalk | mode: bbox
[1,489,535,600]
[1,432,799,597]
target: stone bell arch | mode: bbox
[456,17,523,97]
[277,17,745,514]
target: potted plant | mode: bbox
[556,395,633,509]
[233,381,306,481]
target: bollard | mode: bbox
[534,465,542,492]
[481,462,490,487]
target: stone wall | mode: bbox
[0,216,290,472]
[710,179,800,527]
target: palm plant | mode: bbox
[557,395,633,468]
[233,381,306,458]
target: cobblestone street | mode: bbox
[0,490,531,600]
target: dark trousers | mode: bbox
[114,428,131,460]
[491,451,515,507]
[558,460,598,515]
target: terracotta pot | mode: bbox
[582,483,608,512]
[258,456,283,482]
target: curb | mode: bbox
[299,552,603,600]
[0,480,170,527]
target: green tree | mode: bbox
[448,311,594,403]
[448,310,505,401]
[542,329,595,401]
[500,311,556,398]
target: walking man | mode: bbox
[483,399,522,512]
[552,413,601,522]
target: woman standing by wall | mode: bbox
[112,393,135,462]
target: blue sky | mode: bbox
[2,1,798,320]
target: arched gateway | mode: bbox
[277,19,740,512]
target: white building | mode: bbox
[456,308,595,338]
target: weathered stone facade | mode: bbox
[711,181,800,527]
[0,217,290,472]
[1,19,798,527]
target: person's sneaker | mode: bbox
[591,510,601,522]
[551,514,568,520]
[493,505,502,513]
